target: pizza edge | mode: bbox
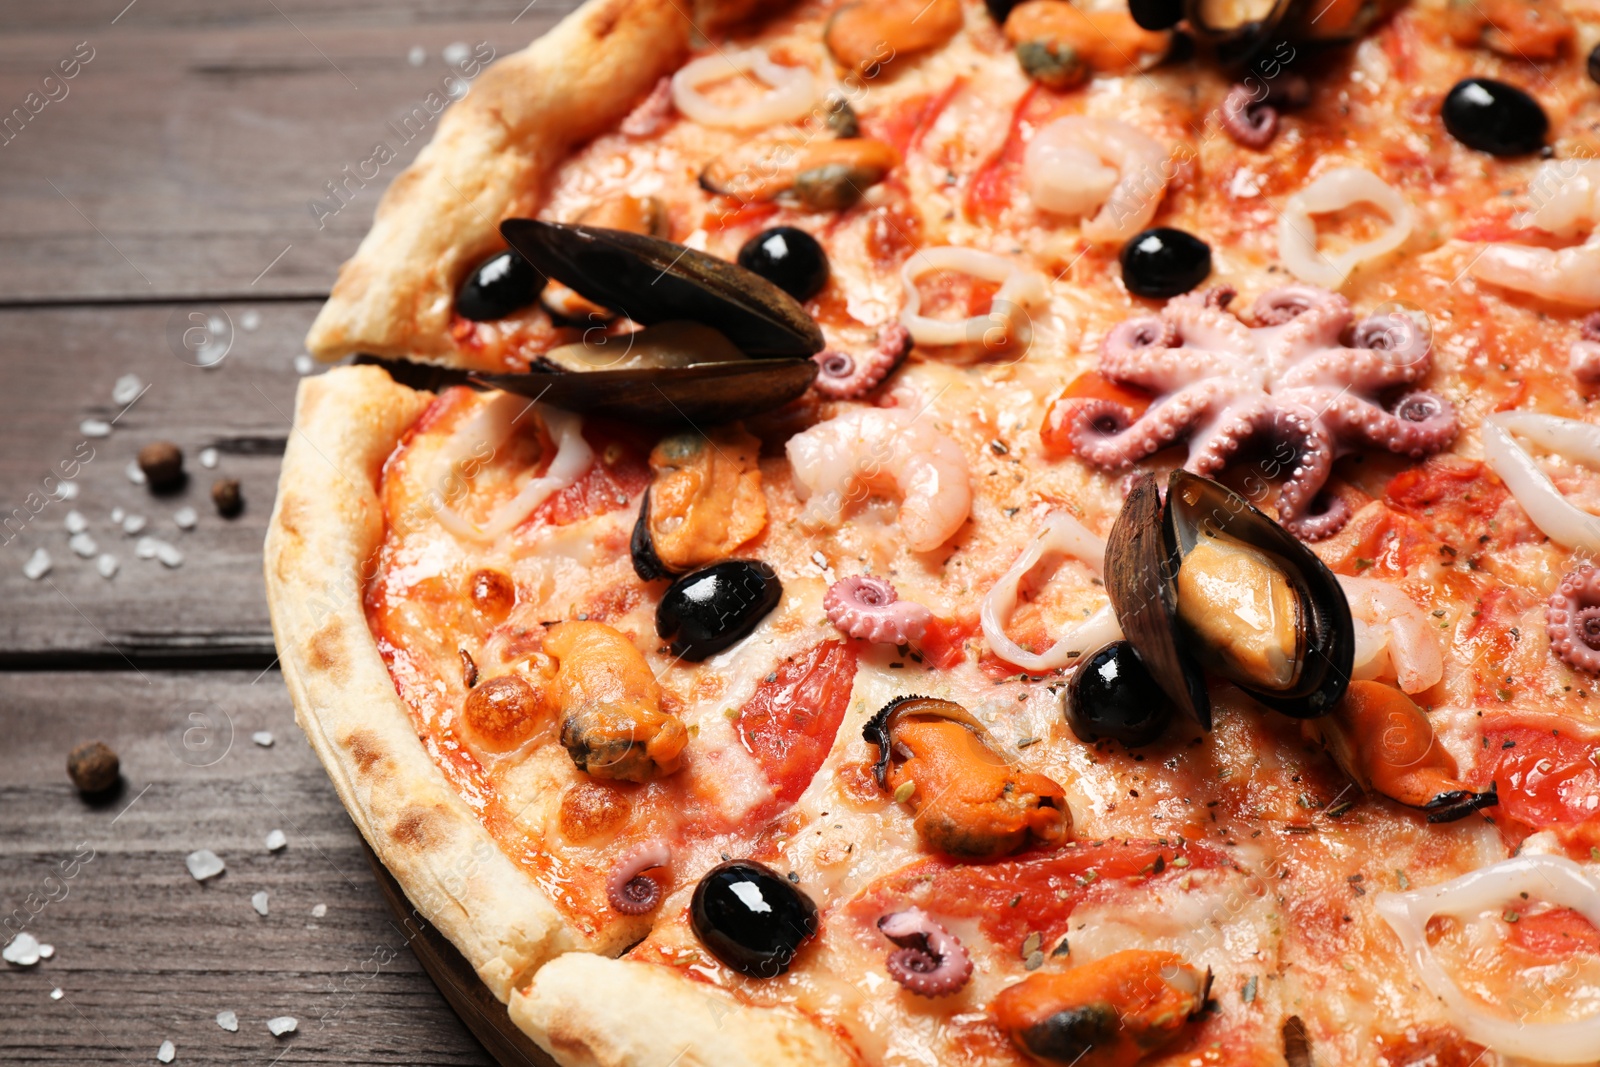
[303,0,763,369]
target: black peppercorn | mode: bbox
[68,741,120,794]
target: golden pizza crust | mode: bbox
[264,364,589,1001]
[305,0,765,370]
[510,953,860,1067]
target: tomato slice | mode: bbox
[914,615,975,670]
[1487,726,1600,829]
[1508,907,1600,958]
[736,641,860,804]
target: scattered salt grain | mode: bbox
[22,549,52,581]
[239,310,261,333]
[251,891,269,916]
[198,448,219,469]
[442,41,470,66]
[53,481,80,501]
[267,1016,298,1037]
[50,988,62,1000]
[157,1039,175,1063]
[185,849,225,881]
[69,533,98,558]
[38,944,54,959]
[408,44,426,66]
[265,829,287,851]
[3,932,41,966]
[135,537,158,559]
[80,419,111,438]
[216,1010,238,1031]
[173,506,198,531]
[252,731,274,747]
[65,510,88,534]
[96,554,119,579]
[123,514,147,535]
[293,354,314,375]
[112,373,144,405]
[126,459,147,485]
[111,507,125,523]
[137,538,184,568]
[311,903,327,918]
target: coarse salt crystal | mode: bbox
[216,1010,238,1031]
[126,460,147,485]
[185,849,225,881]
[267,1016,298,1037]
[135,537,158,559]
[141,539,184,568]
[311,903,327,918]
[408,44,426,66]
[65,510,87,534]
[80,419,111,438]
[173,506,198,531]
[68,533,97,558]
[50,988,62,1000]
[123,514,147,535]
[112,373,143,405]
[199,448,219,469]
[3,932,40,966]
[265,829,287,851]
[251,891,269,916]
[252,731,274,747]
[22,549,52,581]
[37,944,53,959]
[111,507,125,523]
[157,1039,175,1063]
[239,310,261,332]
[293,354,314,375]
[53,481,80,501]
[442,41,470,66]
[96,554,119,579]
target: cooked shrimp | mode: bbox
[1337,574,1442,695]
[785,407,972,553]
[1472,161,1600,307]
[1022,116,1170,243]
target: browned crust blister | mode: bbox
[276,1,862,1062]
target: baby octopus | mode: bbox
[1043,285,1459,539]
[1548,565,1600,674]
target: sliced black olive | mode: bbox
[1130,0,1185,31]
[1065,642,1174,748]
[456,249,545,321]
[1441,78,1548,158]
[1120,228,1212,300]
[736,227,829,303]
[656,560,781,661]
[690,860,818,978]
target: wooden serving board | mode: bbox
[360,840,557,1067]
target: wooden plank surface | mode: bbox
[0,672,494,1065]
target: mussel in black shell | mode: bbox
[1105,471,1353,728]
[1185,0,1399,66]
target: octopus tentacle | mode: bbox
[1164,289,1257,352]
[1184,395,1277,477]
[607,841,671,915]
[878,907,972,997]
[1267,408,1348,540]
[1064,386,1223,470]
[825,575,932,644]
[1099,344,1244,391]
[1549,566,1600,674]
[813,323,912,399]
[1572,312,1600,383]
[1292,388,1460,457]
[1221,83,1279,149]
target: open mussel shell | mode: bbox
[1184,0,1292,66]
[474,359,816,428]
[1106,471,1354,727]
[500,219,825,360]
[1105,474,1212,729]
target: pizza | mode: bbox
[264,0,1600,1064]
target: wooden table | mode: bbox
[0,3,578,1061]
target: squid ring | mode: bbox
[670,48,816,129]
[900,247,1049,349]
[1278,167,1414,289]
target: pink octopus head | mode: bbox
[824,575,933,645]
[1548,566,1600,675]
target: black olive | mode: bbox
[1441,78,1548,158]
[735,227,829,303]
[1065,641,1174,748]
[1120,227,1212,300]
[656,560,781,661]
[1129,0,1184,31]
[456,249,545,321]
[984,0,1024,22]
[690,860,818,977]
[1590,43,1600,87]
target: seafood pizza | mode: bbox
[266,0,1600,1064]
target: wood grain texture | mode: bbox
[0,672,494,1065]
[0,0,580,303]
